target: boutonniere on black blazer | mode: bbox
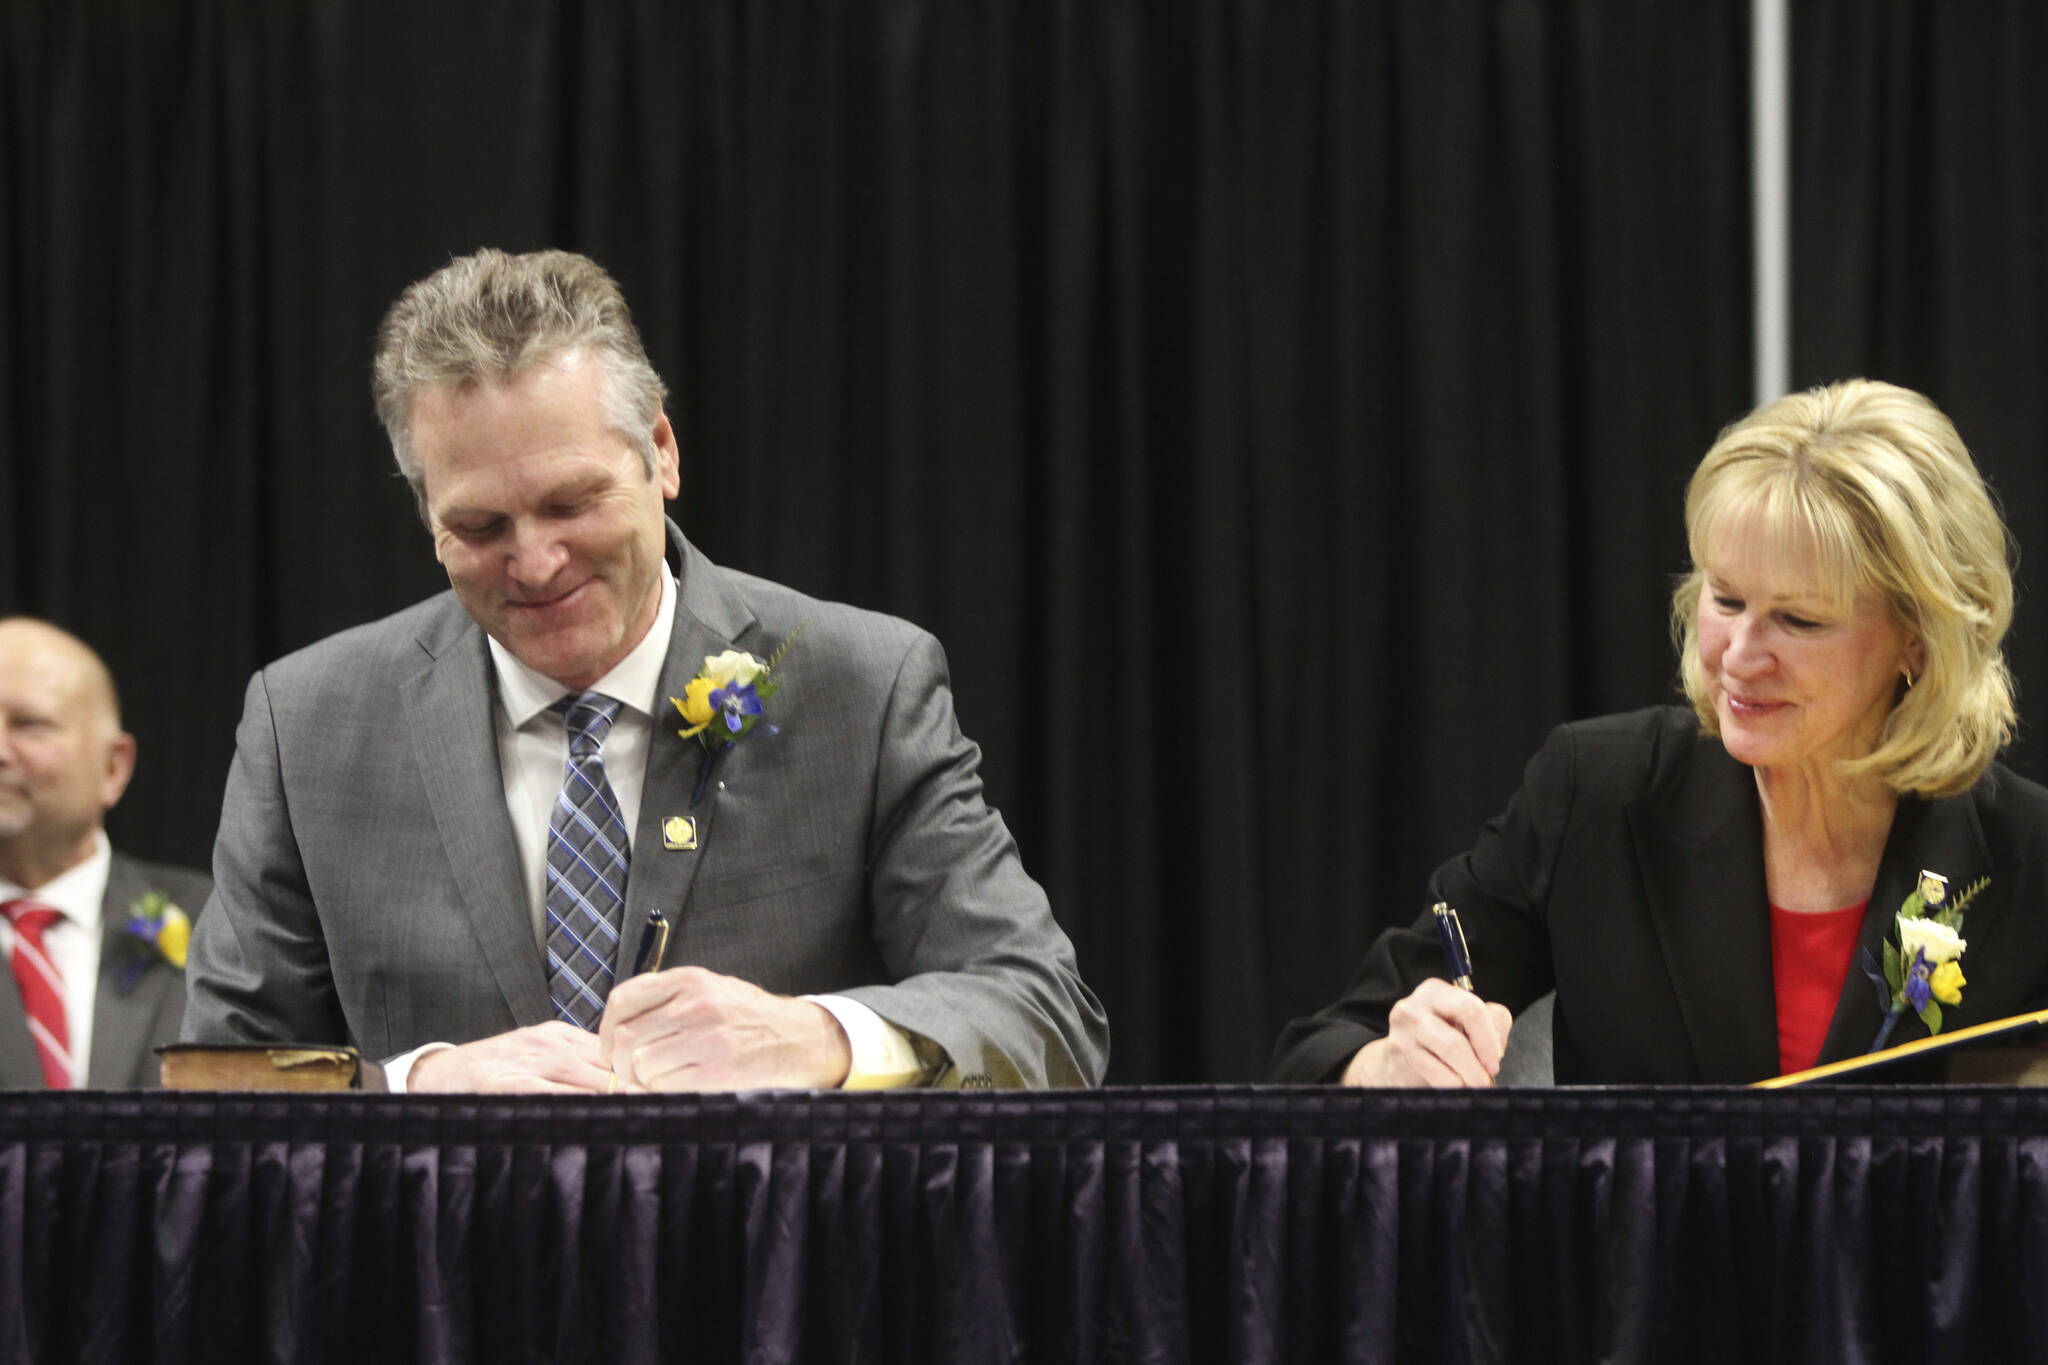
[1866,869,1986,1051]
[669,626,805,805]
[111,890,191,993]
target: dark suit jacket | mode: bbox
[0,852,211,1089]
[183,525,1107,1088]
[1271,705,2048,1085]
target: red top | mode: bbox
[1771,900,1868,1076]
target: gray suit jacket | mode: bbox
[0,852,210,1089]
[183,527,1107,1087]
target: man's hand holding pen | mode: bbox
[410,906,853,1093]
[594,906,851,1092]
[598,966,854,1091]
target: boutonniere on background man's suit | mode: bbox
[670,627,805,805]
[1866,869,1986,1051]
[111,891,191,993]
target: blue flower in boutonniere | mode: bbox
[113,891,191,993]
[669,628,804,805]
[1865,869,1986,1052]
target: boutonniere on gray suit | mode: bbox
[109,891,192,995]
[669,630,803,806]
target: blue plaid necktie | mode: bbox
[544,691,631,1030]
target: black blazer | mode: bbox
[1271,706,2048,1085]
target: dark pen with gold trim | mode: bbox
[1431,902,1477,993]
[629,908,671,976]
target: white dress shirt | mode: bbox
[0,831,112,1085]
[389,572,926,1091]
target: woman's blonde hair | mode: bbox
[1671,379,2015,796]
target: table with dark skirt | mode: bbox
[0,1085,2035,1364]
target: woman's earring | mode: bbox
[1903,668,1916,690]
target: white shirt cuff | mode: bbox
[386,1000,932,1093]
[804,994,933,1089]
[382,1041,455,1094]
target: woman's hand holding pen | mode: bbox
[1340,978,1514,1087]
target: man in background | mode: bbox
[0,618,210,1088]
[184,248,1106,1091]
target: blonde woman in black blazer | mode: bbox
[1274,380,2046,1086]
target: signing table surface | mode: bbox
[0,1085,2038,1364]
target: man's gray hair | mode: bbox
[372,249,669,507]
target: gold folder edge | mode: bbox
[1753,1006,2048,1088]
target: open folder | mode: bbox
[1754,1006,2048,1088]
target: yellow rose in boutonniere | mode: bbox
[1929,960,1966,1007]
[675,677,718,737]
[157,909,191,967]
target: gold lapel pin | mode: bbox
[662,815,698,852]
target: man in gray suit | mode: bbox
[184,248,1106,1093]
[0,618,210,1089]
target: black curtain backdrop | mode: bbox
[0,1,1752,1083]
[1793,0,2048,781]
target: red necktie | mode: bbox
[1,901,72,1090]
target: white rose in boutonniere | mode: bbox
[1896,914,1966,966]
[700,649,767,691]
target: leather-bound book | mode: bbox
[156,1043,388,1092]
